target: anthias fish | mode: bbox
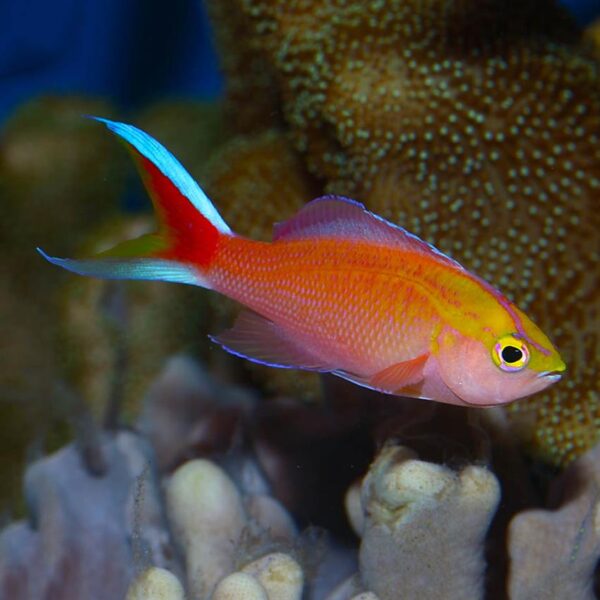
[39,118,566,407]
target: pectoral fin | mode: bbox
[333,353,429,396]
[369,353,429,391]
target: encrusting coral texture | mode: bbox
[206,0,600,467]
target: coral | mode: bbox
[507,440,600,600]
[126,568,185,600]
[584,17,600,59]
[203,129,318,241]
[213,572,270,600]
[342,445,500,600]
[212,0,600,465]
[240,553,303,600]
[165,457,298,598]
[0,95,127,513]
[8,354,600,599]
[138,354,254,471]
[166,459,248,597]
[58,216,209,424]
[0,95,126,258]
[204,0,281,134]
[0,432,175,600]
[135,99,229,182]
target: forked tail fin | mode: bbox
[38,117,232,287]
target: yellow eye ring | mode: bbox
[493,335,530,372]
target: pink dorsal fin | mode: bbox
[273,196,462,267]
[210,310,334,371]
[369,353,429,392]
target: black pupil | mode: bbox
[502,345,523,363]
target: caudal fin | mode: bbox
[38,117,232,287]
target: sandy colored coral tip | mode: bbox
[125,567,185,600]
[344,481,365,537]
[167,459,244,529]
[242,553,304,600]
[212,572,269,600]
[166,459,246,598]
[458,465,501,504]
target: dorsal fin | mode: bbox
[273,196,462,268]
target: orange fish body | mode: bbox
[39,119,566,407]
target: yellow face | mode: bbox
[432,309,566,407]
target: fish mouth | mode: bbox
[538,370,563,384]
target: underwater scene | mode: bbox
[0,1,599,598]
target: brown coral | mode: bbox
[135,99,229,181]
[0,96,125,257]
[59,216,209,424]
[0,96,128,512]
[204,0,281,134]
[214,0,600,465]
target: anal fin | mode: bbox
[210,310,333,371]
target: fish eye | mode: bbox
[493,335,530,372]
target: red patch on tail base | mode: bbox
[139,156,219,266]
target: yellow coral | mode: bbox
[213,0,600,464]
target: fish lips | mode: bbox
[537,370,563,384]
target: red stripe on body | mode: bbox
[138,155,220,266]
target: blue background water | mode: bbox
[0,0,598,124]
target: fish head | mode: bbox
[432,320,565,407]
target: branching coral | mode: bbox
[0,432,175,599]
[209,0,600,466]
[7,356,600,599]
